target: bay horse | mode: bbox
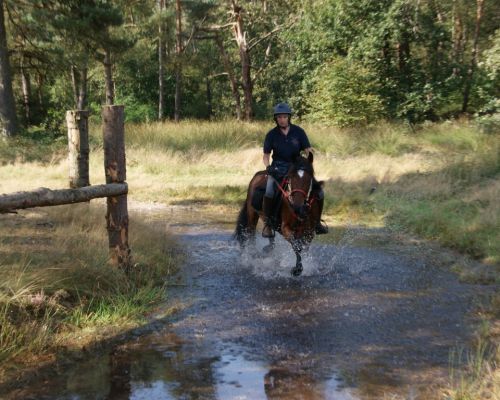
[234,153,322,276]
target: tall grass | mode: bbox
[113,119,265,152]
[2,119,498,267]
[0,204,180,362]
[446,337,499,400]
[374,132,500,268]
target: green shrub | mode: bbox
[475,112,500,135]
[305,57,386,127]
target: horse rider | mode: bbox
[262,102,328,238]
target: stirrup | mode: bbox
[315,220,329,235]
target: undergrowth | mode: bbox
[0,204,181,363]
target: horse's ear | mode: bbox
[308,151,314,164]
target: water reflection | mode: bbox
[55,334,356,400]
[117,338,355,400]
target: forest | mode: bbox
[0,0,499,136]
[0,2,499,398]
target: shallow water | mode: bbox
[2,206,485,400]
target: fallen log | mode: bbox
[0,183,128,213]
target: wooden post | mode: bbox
[102,105,130,271]
[66,110,90,188]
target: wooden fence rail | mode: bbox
[0,105,131,271]
[0,183,127,212]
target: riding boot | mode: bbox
[315,197,329,235]
[262,196,275,238]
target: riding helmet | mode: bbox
[273,103,292,116]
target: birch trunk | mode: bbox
[231,1,253,121]
[21,60,31,123]
[71,65,79,108]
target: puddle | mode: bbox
[21,337,356,400]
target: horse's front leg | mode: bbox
[283,224,303,276]
[263,236,275,254]
[290,239,303,276]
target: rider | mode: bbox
[262,102,328,238]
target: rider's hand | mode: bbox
[266,165,273,174]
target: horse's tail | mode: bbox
[234,200,249,244]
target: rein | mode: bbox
[268,174,317,221]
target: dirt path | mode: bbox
[2,206,492,399]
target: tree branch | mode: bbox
[208,72,229,79]
[248,16,299,52]
[252,40,272,82]
[197,22,236,32]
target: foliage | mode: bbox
[306,57,385,126]
[1,0,498,129]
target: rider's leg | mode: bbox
[262,175,275,238]
[315,187,328,235]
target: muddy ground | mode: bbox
[0,205,496,400]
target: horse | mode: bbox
[234,153,322,276]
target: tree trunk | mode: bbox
[231,1,253,120]
[102,105,130,271]
[206,77,213,118]
[71,65,79,108]
[174,0,182,122]
[37,73,44,112]
[20,59,31,124]
[397,33,411,75]
[452,0,465,63]
[103,49,115,105]
[0,0,18,137]
[66,110,90,188]
[215,35,242,120]
[158,0,165,120]
[0,184,127,213]
[71,66,88,110]
[382,33,391,68]
[77,67,88,110]
[429,0,444,81]
[462,0,484,113]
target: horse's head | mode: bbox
[287,152,314,220]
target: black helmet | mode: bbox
[273,103,292,116]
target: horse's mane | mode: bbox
[289,156,314,177]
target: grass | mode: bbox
[124,119,264,152]
[1,119,498,266]
[445,316,499,400]
[0,118,498,390]
[0,204,181,363]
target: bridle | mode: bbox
[271,172,317,221]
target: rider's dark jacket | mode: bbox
[263,124,311,177]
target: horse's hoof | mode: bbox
[263,244,274,254]
[291,265,303,277]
